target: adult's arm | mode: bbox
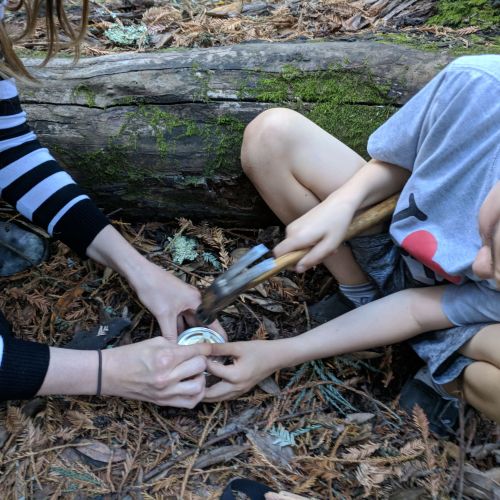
[0,77,221,401]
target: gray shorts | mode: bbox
[348,233,489,385]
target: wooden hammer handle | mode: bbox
[249,193,399,288]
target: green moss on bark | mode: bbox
[246,64,396,158]
[378,32,500,55]
[428,0,500,29]
[66,63,401,184]
[202,115,246,175]
[251,64,391,106]
[119,106,200,159]
[72,84,97,108]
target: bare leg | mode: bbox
[241,108,368,285]
[443,324,500,423]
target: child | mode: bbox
[204,55,500,435]
[0,1,222,405]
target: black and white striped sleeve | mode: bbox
[0,77,110,257]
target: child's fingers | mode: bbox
[206,358,239,382]
[174,342,212,362]
[296,238,338,272]
[273,237,299,258]
[203,380,238,402]
[274,233,316,258]
[211,342,243,357]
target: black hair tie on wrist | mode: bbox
[96,350,102,396]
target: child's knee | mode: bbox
[461,324,500,369]
[463,362,500,422]
[241,108,300,176]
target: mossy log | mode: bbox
[19,41,453,224]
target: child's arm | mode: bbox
[204,286,452,402]
[274,159,410,271]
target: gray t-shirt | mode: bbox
[367,55,500,326]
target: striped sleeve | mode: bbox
[0,77,110,257]
[0,312,50,401]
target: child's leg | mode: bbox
[445,324,500,422]
[241,108,368,285]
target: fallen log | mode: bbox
[19,40,453,224]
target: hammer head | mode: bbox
[196,244,275,324]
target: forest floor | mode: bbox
[1,1,500,499]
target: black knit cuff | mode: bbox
[52,199,110,259]
[0,334,50,401]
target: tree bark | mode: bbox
[19,41,453,224]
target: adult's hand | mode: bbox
[131,258,225,342]
[103,337,212,406]
[86,225,225,342]
[39,337,213,408]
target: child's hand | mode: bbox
[203,340,281,401]
[474,181,500,286]
[273,195,357,272]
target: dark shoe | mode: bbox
[399,375,459,438]
[64,318,131,350]
[220,478,274,499]
[308,291,355,324]
[0,222,48,276]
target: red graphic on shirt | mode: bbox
[401,230,461,284]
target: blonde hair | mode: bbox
[0,0,90,80]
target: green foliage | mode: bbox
[287,360,357,414]
[50,467,102,486]
[202,251,222,270]
[311,360,357,413]
[168,236,199,265]
[104,23,150,47]
[428,0,500,29]
[269,424,322,448]
[270,425,297,447]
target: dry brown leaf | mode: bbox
[51,285,85,324]
[193,444,250,469]
[207,0,243,18]
[76,440,128,464]
[258,376,281,395]
[344,412,375,425]
[247,429,294,470]
[240,293,285,313]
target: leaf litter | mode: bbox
[1,207,500,498]
[1,1,500,496]
[7,0,499,56]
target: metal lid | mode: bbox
[177,327,225,345]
